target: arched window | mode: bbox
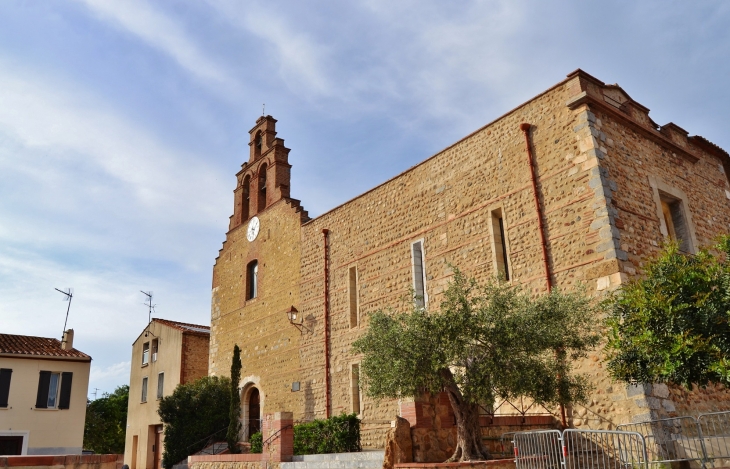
[257,164,267,212]
[246,260,258,300]
[253,131,262,159]
[241,175,250,222]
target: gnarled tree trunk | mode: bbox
[440,369,492,461]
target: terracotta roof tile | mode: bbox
[152,318,210,335]
[0,333,91,360]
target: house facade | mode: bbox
[123,319,209,469]
[208,69,730,448]
[0,330,91,455]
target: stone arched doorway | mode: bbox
[241,384,263,441]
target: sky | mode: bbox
[0,0,728,399]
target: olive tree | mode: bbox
[352,269,601,462]
[605,238,730,387]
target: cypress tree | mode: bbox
[227,344,242,453]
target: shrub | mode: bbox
[249,431,262,453]
[293,414,360,455]
[83,385,129,454]
[158,376,231,468]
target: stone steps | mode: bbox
[281,451,384,469]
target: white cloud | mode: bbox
[76,0,237,91]
[206,0,332,97]
[90,361,131,384]
[0,59,229,266]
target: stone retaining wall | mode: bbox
[395,459,515,469]
[0,454,123,469]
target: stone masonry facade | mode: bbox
[208,69,730,449]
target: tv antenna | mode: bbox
[140,291,156,337]
[55,287,73,340]
[91,388,100,400]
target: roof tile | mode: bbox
[0,333,91,359]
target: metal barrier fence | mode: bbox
[698,411,730,464]
[563,430,648,469]
[514,430,564,469]
[617,416,708,469]
[500,432,517,459]
[512,429,648,469]
[509,412,730,469]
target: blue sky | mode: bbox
[1,0,728,398]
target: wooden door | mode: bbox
[153,426,163,469]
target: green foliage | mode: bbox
[248,415,360,455]
[227,345,243,453]
[158,376,231,469]
[293,413,361,455]
[83,385,129,454]
[605,238,730,388]
[353,267,602,410]
[249,431,262,453]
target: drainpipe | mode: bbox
[520,123,552,291]
[520,123,567,428]
[322,229,331,418]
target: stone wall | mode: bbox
[181,332,210,384]
[209,69,730,449]
[209,198,305,429]
[0,454,122,469]
[395,460,515,469]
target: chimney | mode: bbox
[61,329,74,350]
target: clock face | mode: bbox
[246,216,260,242]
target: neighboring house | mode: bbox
[124,318,210,469]
[208,69,730,447]
[0,330,91,456]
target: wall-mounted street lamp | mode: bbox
[285,306,307,333]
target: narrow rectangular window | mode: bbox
[351,364,361,415]
[247,260,258,300]
[491,209,510,280]
[157,373,164,400]
[661,194,692,253]
[0,369,12,408]
[348,266,359,328]
[142,342,150,365]
[59,372,73,409]
[47,373,60,408]
[151,339,159,362]
[141,377,148,403]
[411,241,427,308]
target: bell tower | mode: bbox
[229,116,293,231]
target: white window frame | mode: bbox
[46,372,61,409]
[0,431,29,455]
[157,372,164,400]
[410,239,428,309]
[141,377,148,403]
[142,342,150,366]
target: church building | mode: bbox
[208,69,730,448]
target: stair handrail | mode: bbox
[185,425,229,455]
[262,424,293,450]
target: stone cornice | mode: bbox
[566,91,700,164]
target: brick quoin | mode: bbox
[209,69,730,449]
